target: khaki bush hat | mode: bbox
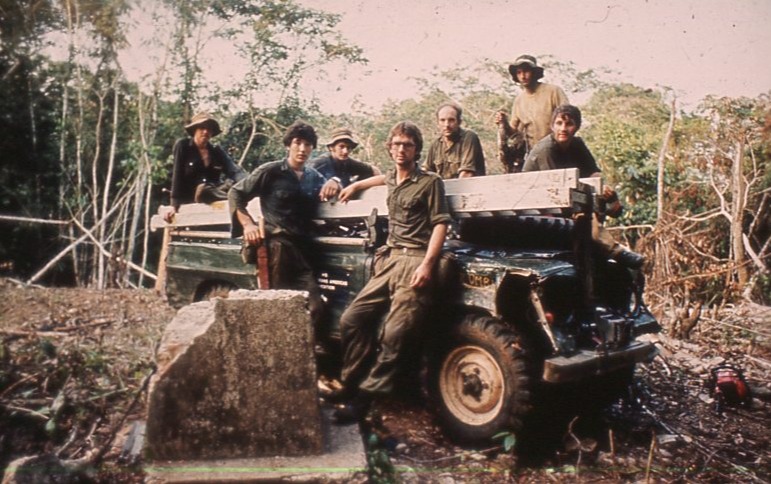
[185,112,222,137]
[326,128,359,148]
[507,54,545,83]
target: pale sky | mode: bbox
[293,0,771,113]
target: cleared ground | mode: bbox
[1,279,769,482]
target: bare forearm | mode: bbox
[423,223,448,267]
[339,174,386,202]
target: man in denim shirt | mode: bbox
[309,127,380,201]
[229,120,327,328]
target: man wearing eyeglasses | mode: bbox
[330,121,452,423]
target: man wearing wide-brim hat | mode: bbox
[165,112,245,222]
[495,54,569,155]
[309,127,380,201]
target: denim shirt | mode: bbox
[308,153,376,187]
[229,159,326,238]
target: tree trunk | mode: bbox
[657,98,676,222]
[92,91,105,288]
[731,137,749,288]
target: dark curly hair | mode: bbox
[386,121,423,161]
[550,104,582,130]
[282,120,318,148]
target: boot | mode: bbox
[333,391,373,425]
[321,384,358,404]
[614,250,645,269]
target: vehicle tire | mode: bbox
[459,215,573,249]
[198,283,237,302]
[430,313,537,444]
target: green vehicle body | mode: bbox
[160,188,660,444]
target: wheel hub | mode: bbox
[461,368,488,401]
[440,345,505,425]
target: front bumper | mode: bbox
[542,340,658,383]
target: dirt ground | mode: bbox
[1,278,769,483]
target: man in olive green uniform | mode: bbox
[425,103,486,179]
[332,121,452,423]
[496,54,569,153]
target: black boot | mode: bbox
[614,250,645,269]
[321,384,358,404]
[333,391,373,425]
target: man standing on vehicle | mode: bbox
[332,121,452,423]
[165,112,245,222]
[309,127,381,201]
[495,55,568,155]
[523,104,644,269]
[228,120,327,329]
[425,103,486,179]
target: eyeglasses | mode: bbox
[390,141,416,149]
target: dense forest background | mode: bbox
[1,0,769,326]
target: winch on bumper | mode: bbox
[542,307,661,384]
[542,340,658,383]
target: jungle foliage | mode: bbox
[0,1,768,321]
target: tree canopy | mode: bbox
[0,1,768,311]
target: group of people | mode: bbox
[165,53,644,423]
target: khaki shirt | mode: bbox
[510,82,569,150]
[385,167,452,249]
[424,128,486,179]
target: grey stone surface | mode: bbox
[144,409,367,483]
[145,290,323,460]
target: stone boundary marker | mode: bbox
[145,290,325,460]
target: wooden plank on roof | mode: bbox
[150,168,590,230]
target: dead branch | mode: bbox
[27,192,127,284]
[674,302,702,339]
[645,431,656,484]
[92,368,155,464]
[700,316,771,339]
[0,214,70,225]
[1,329,71,338]
[1,404,49,421]
[70,216,156,281]
[0,371,43,399]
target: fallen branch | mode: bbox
[0,214,70,225]
[1,320,113,339]
[700,316,771,338]
[92,367,156,464]
[1,330,71,338]
[0,371,43,399]
[2,404,49,421]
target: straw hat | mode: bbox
[184,112,222,137]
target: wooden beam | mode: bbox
[151,168,598,230]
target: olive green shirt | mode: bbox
[424,127,486,179]
[385,166,452,249]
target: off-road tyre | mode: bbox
[459,215,574,249]
[429,313,538,444]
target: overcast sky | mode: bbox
[294,0,771,113]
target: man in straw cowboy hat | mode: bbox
[309,127,380,201]
[495,54,569,155]
[165,112,244,222]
